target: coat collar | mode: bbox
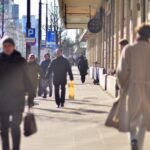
[0,50,25,63]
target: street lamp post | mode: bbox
[26,0,31,59]
[38,0,42,61]
[2,0,4,37]
[46,1,48,39]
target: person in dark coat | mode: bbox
[27,54,41,97]
[39,53,53,98]
[46,48,74,108]
[78,55,89,83]
[0,37,34,150]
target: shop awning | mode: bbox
[58,0,102,29]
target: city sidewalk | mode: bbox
[21,68,150,150]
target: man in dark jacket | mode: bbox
[39,53,53,98]
[46,49,73,108]
[78,55,89,83]
[0,37,34,150]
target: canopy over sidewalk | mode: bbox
[58,0,103,28]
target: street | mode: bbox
[21,68,150,150]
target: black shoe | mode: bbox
[131,140,138,150]
[43,95,47,99]
[61,104,64,108]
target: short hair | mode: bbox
[119,39,129,46]
[135,24,150,39]
[57,48,63,53]
[94,61,98,64]
[3,37,15,46]
[44,53,50,57]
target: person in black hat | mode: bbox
[78,55,89,83]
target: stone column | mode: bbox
[114,0,119,68]
[131,0,138,41]
[124,0,131,41]
[96,32,101,64]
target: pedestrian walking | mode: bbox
[46,48,74,108]
[105,24,150,150]
[27,54,41,97]
[78,55,89,83]
[0,37,34,150]
[93,61,99,85]
[39,53,53,98]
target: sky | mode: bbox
[14,0,47,18]
[14,0,76,41]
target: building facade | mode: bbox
[87,0,150,72]
[59,0,150,96]
[0,0,26,56]
[12,4,19,22]
[84,0,150,96]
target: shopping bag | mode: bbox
[105,100,120,129]
[24,111,37,137]
[68,81,75,100]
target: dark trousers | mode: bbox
[38,79,43,96]
[43,82,53,97]
[0,113,22,150]
[54,84,66,106]
[81,75,86,83]
[38,78,53,97]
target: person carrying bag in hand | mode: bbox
[105,24,150,150]
[46,48,74,108]
[0,37,35,150]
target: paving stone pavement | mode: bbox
[6,68,150,150]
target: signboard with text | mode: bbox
[46,31,57,48]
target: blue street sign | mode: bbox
[46,31,56,47]
[26,28,36,44]
[26,28,35,38]
[41,40,46,48]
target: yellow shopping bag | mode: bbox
[68,81,75,100]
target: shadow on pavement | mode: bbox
[35,113,102,124]
[74,83,94,85]
[34,107,83,115]
[34,105,108,117]
[67,100,111,108]
[64,107,108,114]
[66,99,90,103]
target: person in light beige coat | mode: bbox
[106,24,150,150]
